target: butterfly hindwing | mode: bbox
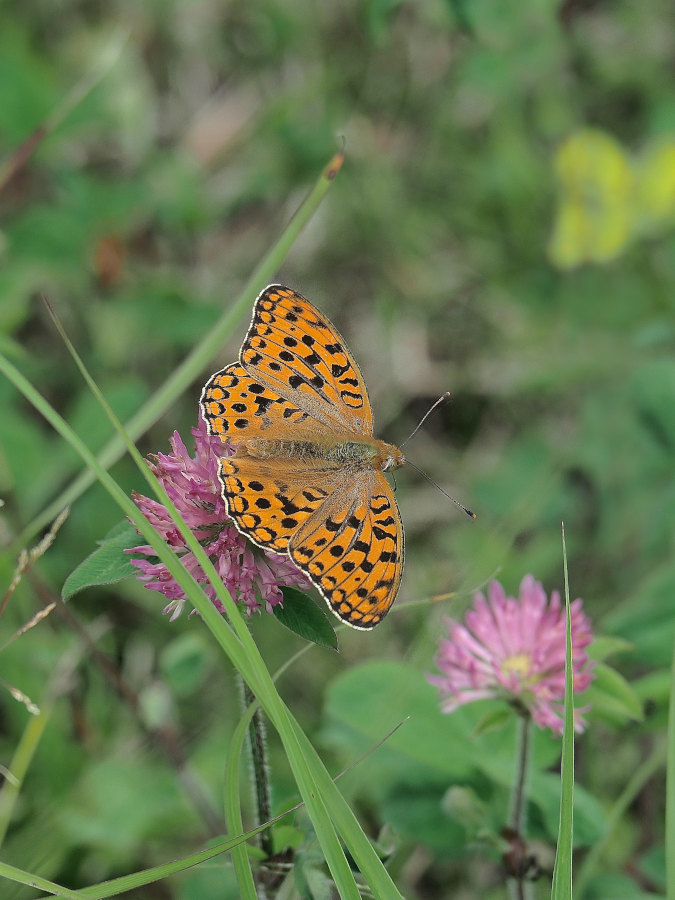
[289,472,404,629]
[218,455,341,553]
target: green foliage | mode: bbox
[274,587,339,650]
[323,661,606,854]
[0,0,674,897]
[61,519,137,599]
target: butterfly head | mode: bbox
[378,442,405,473]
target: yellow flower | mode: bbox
[635,140,675,228]
[548,129,634,269]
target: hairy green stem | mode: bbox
[240,680,274,859]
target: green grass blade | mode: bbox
[0,353,350,891]
[290,715,405,900]
[551,523,574,900]
[0,860,84,899]
[5,712,410,900]
[44,295,404,898]
[0,704,51,847]
[224,702,260,900]
[0,802,323,899]
[13,148,344,553]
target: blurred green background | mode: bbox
[1,1,674,897]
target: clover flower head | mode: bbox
[428,576,594,735]
[126,419,311,619]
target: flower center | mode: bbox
[501,653,533,681]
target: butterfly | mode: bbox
[199,284,405,629]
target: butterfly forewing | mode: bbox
[240,286,374,435]
[201,363,315,442]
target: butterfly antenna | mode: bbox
[400,392,452,449]
[406,459,477,519]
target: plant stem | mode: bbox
[241,680,274,859]
[511,713,531,835]
[506,713,533,900]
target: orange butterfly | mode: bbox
[200,285,405,629]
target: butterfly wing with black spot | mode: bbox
[216,455,345,553]
[200,284,405,630]
[239,285,374,436]
[201,362,318,443]
[289,471,404,629]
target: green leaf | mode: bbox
[62,520,139,600]
[381,787,466,857]
[528,771,606,848]
[632,669,670,708]
[274,587,338,650]
[272,824,304,855]
[325,661,561,787]
[324,661,478,782]
[580,873,664,900]
[631,359,675,451]
[552,526,575,899]
[475,751,607,847]
[639,846,666,892]
[471,706,515,736]
[441,785,489,837]
[160,633,216,696]
[584,662,644,724]
[300,862,335,900]
[606,566,675,666]
[588,635,635,661]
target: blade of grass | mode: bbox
[225,702,259,900]
[13,148,344,553]
[0,705,51,847]
[551,522,574,900]
[0,802,307,900]
[0,861,85,900]
[0,717,411,899]
[289,714,400,895]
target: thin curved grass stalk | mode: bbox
[12,149,345,553]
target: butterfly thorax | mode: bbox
[239,437,404,473]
